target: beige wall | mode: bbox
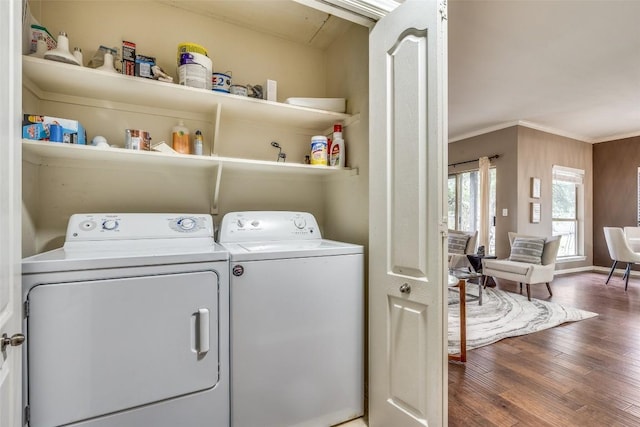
[322,24,369,247]
[22,1,368,255]
[449,125,593,266]
[592,136,640,267]
[30,1,328,102]
[517,127,593,269]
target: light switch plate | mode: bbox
[502,208,508,217]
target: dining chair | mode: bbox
[623,226,640,252]
[603,227,640,291]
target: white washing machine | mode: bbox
[21,213,229,427]
[218,211,364,427]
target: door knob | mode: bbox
[1,333,25,352]
[399,283,411,294]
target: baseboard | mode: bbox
[559,265,640,278]
[555,266,596,276]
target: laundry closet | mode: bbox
[12,1,449,425]
[21,0,370,257]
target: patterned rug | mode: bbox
[448,285,598,354]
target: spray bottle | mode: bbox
[194,130,203,155]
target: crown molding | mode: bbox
[449,120,640,144]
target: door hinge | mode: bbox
[439,217,449,237]
[439,0,448,20]
[23,300,29,318]
[25,405,30,425]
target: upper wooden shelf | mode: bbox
[22,56,351,130]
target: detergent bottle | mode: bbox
[329,124,345,167]
[172,120,190,154]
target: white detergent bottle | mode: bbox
[330,123,346,167]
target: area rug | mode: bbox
[448,286,598,354]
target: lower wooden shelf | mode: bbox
[21,140,357,176]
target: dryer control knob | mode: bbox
[178,217,196,231]
[237,219,245,228]
[102,219,119,230]
[293,217,306,229]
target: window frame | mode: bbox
[552,165,585,259]
[447,167,496,254]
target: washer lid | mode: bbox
[22,242,229,274]
[222,239,362,261]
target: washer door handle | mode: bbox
[196,308,209,356]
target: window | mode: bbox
[447,168,496,254]
[552,166,584,258]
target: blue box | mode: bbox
[135,54,156,79]
[23,115,87,144]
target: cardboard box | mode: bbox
[135,54,156,79]
[23,115,87,145]
[122,40,136,76]
[29,25,56,54]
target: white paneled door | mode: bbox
[0,1,23,427]
[369,0,448,426]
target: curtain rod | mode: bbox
[449,154,500,168]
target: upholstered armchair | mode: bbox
[623,226,640,252]
[447,229,478,270]
[604,227,640,290]
[482,232,561,301]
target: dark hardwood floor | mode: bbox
[448,271,640,426]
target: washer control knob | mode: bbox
[79,220,97,231]
[102,219,119,231]
[237,219,245,228]
[293,217,306,229]
[178,217,196,231]
[251,220,260,227]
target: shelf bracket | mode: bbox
[211,162,223,215]
[212,103,222,156]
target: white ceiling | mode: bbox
[448,0,640,143]
[159,0,640,144]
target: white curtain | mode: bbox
[478,156,490,251]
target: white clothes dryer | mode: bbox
[218,211,364,427]
[21,213,229,427]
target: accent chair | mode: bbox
[482,232,561,301]
[447,229,478,270]
[604,227,640,291]
[623,226,640,252]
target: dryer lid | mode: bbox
[22,213,228,273]
[222,239,362,261]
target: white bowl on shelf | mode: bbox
[284,97,346,113]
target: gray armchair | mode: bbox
[482,232,561,301]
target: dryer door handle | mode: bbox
[196,308,210,356]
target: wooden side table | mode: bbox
[448,275,467,363]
